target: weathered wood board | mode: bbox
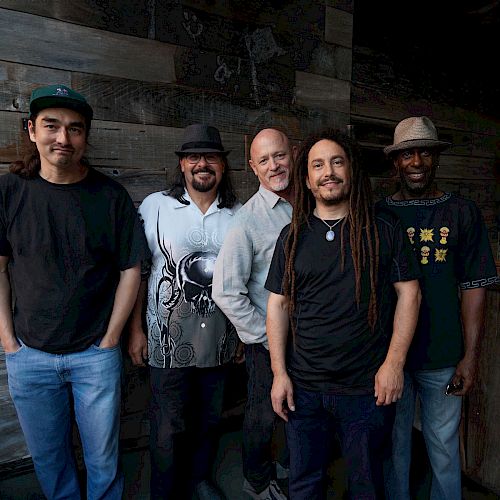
[0,348,30,467]
[463,288,500,495]
[0,8,176,83]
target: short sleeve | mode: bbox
[378,211,421,284]
[264,225,289,295]
[116,189,151,271]
[0,186,12,256]
[457,202,498,288]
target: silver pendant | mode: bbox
[326,230,335,241]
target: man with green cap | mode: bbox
[0,84,150,499]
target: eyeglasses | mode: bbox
[185,153,221,164]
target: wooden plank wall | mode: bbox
[0,0,354,470]
[1,1,499,489]
[464,288,500,495]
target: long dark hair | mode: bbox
[166,155,238,209]
[283,129,379,343]
[9,112,91,179]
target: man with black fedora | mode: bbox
[128,123,241,499]
[0,84,150,499]
[378,116,498,499]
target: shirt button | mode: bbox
[201,322,206,328]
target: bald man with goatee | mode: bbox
[213,129,294,499]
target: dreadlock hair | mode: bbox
[165,154,238,209]
[9,112,91,179]
[282,128,380,345]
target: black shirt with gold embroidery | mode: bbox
[378,193,498,370]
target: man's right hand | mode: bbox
[271,372,295,422]
[128,328,148,367]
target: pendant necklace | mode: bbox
[315,213,345,241]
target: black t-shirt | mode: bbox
[377,193,498,370]
[265,207,420,395]
[0,169,150,353]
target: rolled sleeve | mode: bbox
[213,225,267,345]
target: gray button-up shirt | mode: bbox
[213,185,292,348]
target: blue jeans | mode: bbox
[387,368,462,500]
[149,365,227,500]
[243,343,289,493]
[287,387,394,500]
[6,340,123,500]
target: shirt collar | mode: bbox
[258,184,290,209]
[173,189,236,215]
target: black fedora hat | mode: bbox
[175,124,230,155]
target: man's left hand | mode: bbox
[452,356,478,396]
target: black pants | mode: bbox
[149,365,227,500]
[243,343,288,493]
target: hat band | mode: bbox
[180,141,224,151]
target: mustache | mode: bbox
[193,167,215,175]
[270,168,287,177]
[320,175,343,185]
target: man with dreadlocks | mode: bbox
[264,129,421,499]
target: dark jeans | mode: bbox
[149,365,227,500]
[287,387,395,500]
[243,343,288,493]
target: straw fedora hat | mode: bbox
[384,116,450,156]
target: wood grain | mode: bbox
[0,63,307,138]
[0,8,176,83]
[0,348,29,466]
[325,6,353,48]
[0,0,151,37]
[295,71,351,114]
[464,289,500,495]
[351,80,500,136]
[0,61,71,113]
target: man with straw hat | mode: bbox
[379,116,498,499]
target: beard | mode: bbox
[321,192,349,205]
[313,176,350,205]
[399,168,436,197]
[320,189,349,205]
[191,168,217,192]
[269,174,290,193]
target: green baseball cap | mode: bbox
[29,84,93,124]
